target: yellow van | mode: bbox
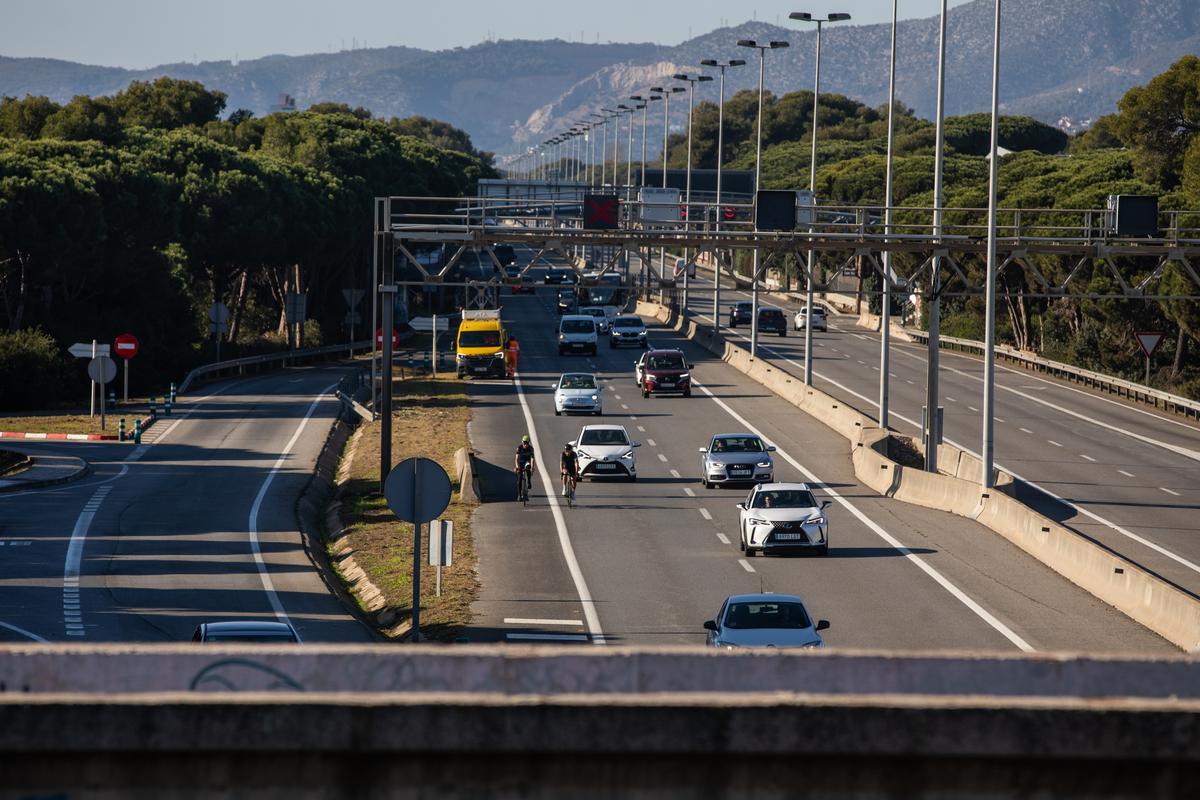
[455,309,507,378]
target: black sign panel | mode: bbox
[584,195,620,230]
[755,190,798,232]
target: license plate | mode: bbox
[571,343,585,349]
[594,463,616,470]
[773,533,808,541]
[472,367,489,373]
[659,381,674,388]
[730,469,751,475]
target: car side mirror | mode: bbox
[815,619,831,632]
[703,620,718,632]
[736,503,745,511]
[633,442,642,448]
[820,500,832,510]
[766,445,776,452]
[698,447,707,453]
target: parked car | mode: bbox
[573,424,641,481]
[554,372,602,416]
[578,306,611,334]
[191,621,302,643]
[738,482,832,557]
[794,305,828,332]
[704,593,829,649]
[609,316,648,348]
[699,433,775,488]
[757,306,787,337]
[558,315,598,356]
[635,349,692,397]
[729,301,753,327]
[557,289,578,315]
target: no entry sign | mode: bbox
[376,327,399,348]
[114,333,139,359]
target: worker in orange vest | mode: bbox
[505,336,520,378]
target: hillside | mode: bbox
[1,0,1197,153]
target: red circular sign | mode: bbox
[376,327,399,348]
[114,333,139,359]
[723,207,736,220]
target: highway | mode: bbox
[465,251,1173,652]
[0,366,372,644]
[667,260,1200,602]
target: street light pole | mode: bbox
[631,95,658,189]
[651,85,685,293]
[791,11,851,386]
[738,39,789,359]
[982,0,1002,489]
[603,107,622,190]
[926,0,949,473]
[701,58,747,339]
[674,72,714,315]
[880,0,898,431]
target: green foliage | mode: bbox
[112,77,227,130]
[1112,55,1200,187]
[0,328,70,410]
[942,113,1069,156]
[0,95,60,140]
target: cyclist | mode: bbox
[514,435,536,500]
[560,442,579,500]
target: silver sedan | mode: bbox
[699,433,775,488]
[704,593,829,649]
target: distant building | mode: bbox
[271,94,297,113]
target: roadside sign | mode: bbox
[430,520,453,567]
[384,457,452,525]
[376,327,399,348]
[409,316,450,332]
[114,333,139,359]
[1135,332,1164,358]
[285,293,307,324]
[69,342,109,358]
[208,302,230,325]
[584,195,619,230]
[341,289,365,308]
[88,356,117,385]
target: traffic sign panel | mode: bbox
[1136,332,1164,358]
[376,327,399,348]
[208,302,230,325]
[88,356,117,384]
[114,333,139,359]
[410,316,450,332]
[69,342,109,358]
[584,195,619,230]
[384,457,452,525]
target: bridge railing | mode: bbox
[178,341,370,396]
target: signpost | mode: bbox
[114,333,139,402]
[69,341,111,416]
[1136,331,1165,384]
[88,356,117,430]
[410,315,450,377]
[429,520,454,597]
[383,457,452,643]
[209,302,230,361]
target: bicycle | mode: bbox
[561,471,577,507]
[517,463,533,505]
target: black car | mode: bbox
[757,307,787,337]
[545,268,571,284]
[729,301,754,327]
[493,244,516,266]
[557,289,578,315]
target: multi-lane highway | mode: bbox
[465,252,1173,652]
[0,367,372,644]
[666,261,1200,602]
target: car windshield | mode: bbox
[580,428,629,446]
[613,318,643,329]
[647,354,685,370]
[203,633,298,642]
[723,602,812,630]
[711,436,764,453]
[560,375,596,390]
[580,308,604,318]
[562,320,594,334]
[752,489,818,509]
[459,331,501,348]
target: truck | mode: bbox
[455,309,508,379]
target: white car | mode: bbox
[737,482,832,557]
[573,424,641,481]
[609,315,648,348]
[554,373,602,416]
[558,315,598,356]
[794,305,828,332]
[578,306,610,334]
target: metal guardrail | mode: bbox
[907,331,1200,420]
[178,341,370,395]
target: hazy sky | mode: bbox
[5,1,973,69]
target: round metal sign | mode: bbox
[383,457,452,525]
[208,302,230,325]
[88,355,118,384]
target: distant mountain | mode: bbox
[2,0,1196,155]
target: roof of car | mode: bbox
[752,481,813,492]
[579,424,628,432]
[724,592,808,605]
[759,306,783,313]
[559,372,596,380]
[560,314,595,322]
[614,316,643,323]
[712,432,760,440]
[199,621,297,634]
[645,347,684,355]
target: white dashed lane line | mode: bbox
[1081,454,1096,462]
[1119,470,1136,478]
[1020,428,1033,434]
[657,453,668,462]
[699,508,712,520]
[738,559,756,573]
[1161,487,1182,497]
[684,488,696,497]
[503,618,584,626]
[1049,441,1063,448]
[647,439,657,447]
[716,533,731,545]
[670,469,681,478]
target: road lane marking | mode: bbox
[0,622,46,642]
[1119,470,1136,478]
[699,508,712,520]
[716,533,731,545]
[657,453,668,462]
[670,469,681,478]
[513,375,605,644]
[968,406,979,412]
[637,425,646,432]
[1020,428,1033,434]
[1049,441,1063,448]
[62,483,114,639]
[247,382,337,629]
[503,618,584,626]
[1161,487,1181,496]
[621,404,630,410]
[946,396,957,403]
[1081,454,1096,462]
[694,378,1034,652]
[647,439,657,447]
[738,559,756,573]
[505,633,590,642]
[614,394,622,400]
[684,488,696,497]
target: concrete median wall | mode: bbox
[455,445,480,504]
[641,301,1200,653]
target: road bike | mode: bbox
[561,471,577,508]
[517,463,533,506]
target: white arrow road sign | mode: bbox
[69,343,110,358]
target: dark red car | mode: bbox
[635,349,692,398]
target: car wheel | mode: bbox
[702,479,710,489]
[558,347,565,356]
[555,409,561,416]
[779,331,786,337]
[745,545,757,558]
[609,340,616,348]
[738,535,745,552]
[628,473,637,482]
[819,543,829,557]
[683,388,692,397]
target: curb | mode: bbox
[0,455,90,494]
[1,431,119,442]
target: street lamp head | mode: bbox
[700,59,717,66]
[698,76,714,82]
[672,73,689,80]
[790,12,813,21]
[650,86,664,93]
[828,12,851,21]
[729,59,747,67]
[736,39,758,48]
[770,41,790,48]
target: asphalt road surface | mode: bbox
[0,365,373,644]
[465,251,1173,653]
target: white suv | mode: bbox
[558,315,598,356]
[794,305,828,332]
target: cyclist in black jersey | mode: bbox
[560,443,579,499]
[514,435,535,501]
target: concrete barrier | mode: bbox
[645,302,1200,653]
[455,445,480,504]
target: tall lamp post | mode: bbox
[651,85,686,293]
[619,103,642,193]
[790,11,851,386]
[673,72,713,314]
[701,57,746,337]
[879,0,899,430]
[602,107,623,190]
[630,95,660,188]
[737,39,789,358]
[589,112,610,187]
[981,0,1003,489]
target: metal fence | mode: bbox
[178,341,370,395]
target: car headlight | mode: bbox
[748,517,770,527]
[559,333,566,340]
[493,350,506,359]
[576,449,592,460]
[456,353,465,361]
[804,517,827,527]
[621,450,634,460]
[590,394,599,401]
[679,372,690,380]
[756,460,772,468]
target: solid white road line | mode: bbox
[1161,487,1182,497]
[513,375,605,643]
[0,621,47,642]
[738,559,756,573]
[503,617,584,626]
[247,382,337,627]
[505,632,590,642]
[694,378,1034,652]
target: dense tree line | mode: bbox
[0,77,496,409]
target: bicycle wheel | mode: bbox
[522,471,530,506]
